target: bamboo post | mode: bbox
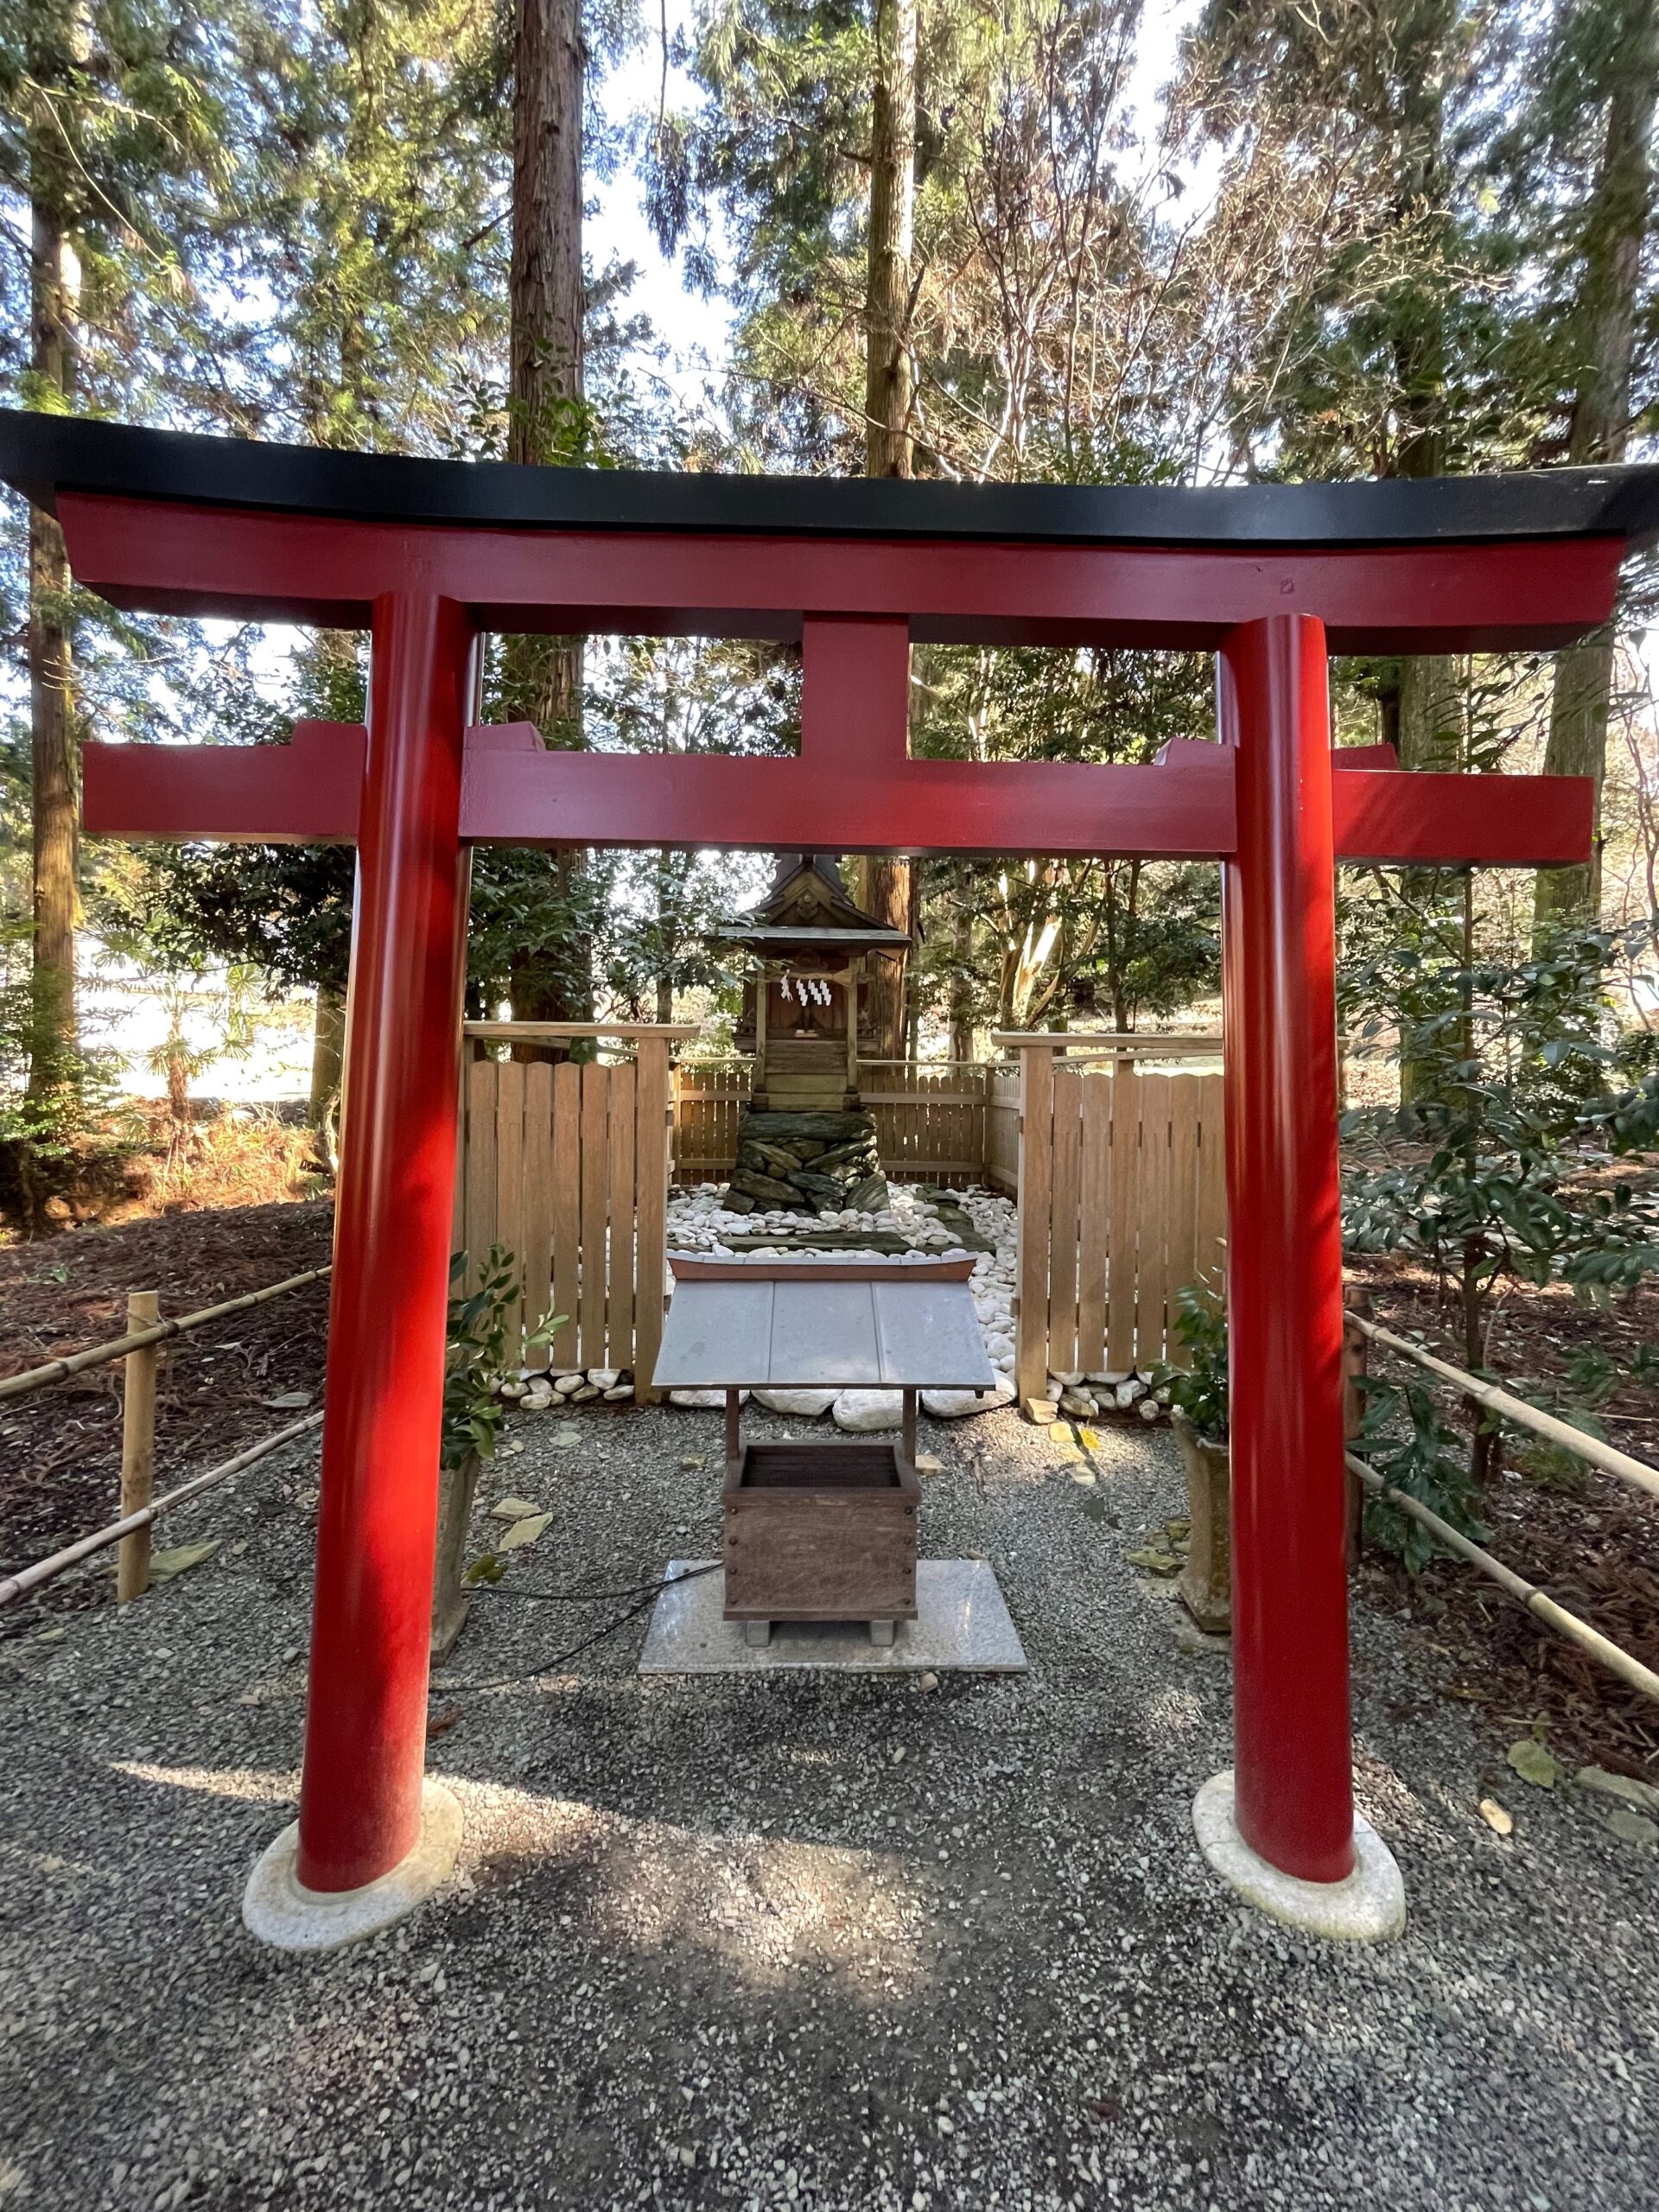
[117,1290,160,1604]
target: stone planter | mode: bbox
[430,1447,482,1660]
[1172,1408,1230,1634]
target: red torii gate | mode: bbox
[5,412,1649,1948]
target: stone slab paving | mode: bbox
[1,1398,1655,2212]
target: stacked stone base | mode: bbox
[724,1106,889,1216]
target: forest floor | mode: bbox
[1,1391,1655,2210]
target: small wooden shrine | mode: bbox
[720,854,910,1216]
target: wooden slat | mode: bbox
[493,1059,526,1360]
[550,1061,581,1369]
[1105,1064,1140,1376]
[1076,1068,1110,1375]
[1166,1075,1201,1321]
[634,1038,671,1400]
[452,1058,467,1254]
[579,1065,609,1367]
[1135,1071,1172,1369]
[1047,1065,1082,1375]
[521,1063,554,1366]
[464,1058,497,1290]
[607,1059,637,1370]
[1015,1045,1055,1401]
[1196,1071,1228,1289]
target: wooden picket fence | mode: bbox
[454,1025,687,1398]
[855,1061,987,1185]
[672,1058,752,1179]
[986,1064,1020,1193]
[1007,1039,1226,1399]
[457,1025,1225,1404]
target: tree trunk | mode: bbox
[865,0,917,480]
[1396,654,1463,772]
[505,0,590,1035]
[948,899,975,1060]
[308,982,346,1170]
[308,983,346,1121]
[857,858,912,1059]
[1535,0,1659,936]
[857,0,918,1052]
[26,187,81,1106]
[654,848,677,1023]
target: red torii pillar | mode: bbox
[1215,616,1364,1907]
[295,594,475,1900]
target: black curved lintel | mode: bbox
[3,409,1659,551]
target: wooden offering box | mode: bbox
[722,1440,921,1626]
[654,1253,996,1645]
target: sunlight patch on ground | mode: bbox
[461,1781,936,2001]
[112,1759,300,1806]
[1142,1686,1205,1739]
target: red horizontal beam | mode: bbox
[82,721,366,843]
[1332,766,1593,868]
[58,493,1623,653]
[82,724,1592,869]
[461,733,1236,857]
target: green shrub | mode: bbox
[1152,1278,1229,1444]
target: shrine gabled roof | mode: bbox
[721,853,911,949]
[6,409,1659,551]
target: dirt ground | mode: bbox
[0,1200,334,1624]
[1,1395,1655,2211]
[1344,1250,1659,1781]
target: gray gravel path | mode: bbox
[0,1399,1654,2212]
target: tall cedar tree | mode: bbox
[501,0,594,1046]
[1530,0,1659,931]
[857,0,918,1058]
[2,3,226,1103]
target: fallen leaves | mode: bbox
[496,1512,552,1553]
[1506,1738,1561,1789]
[1604,1806,1658,1847]
[147,1540,220,1583]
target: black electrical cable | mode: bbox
[475,1571,702,1603]
[433,1562,722,1698]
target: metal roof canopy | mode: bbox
[655,1255,998,1393]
